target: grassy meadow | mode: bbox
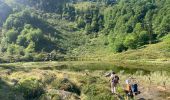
[0,61,170,100]
[0,0,170,100]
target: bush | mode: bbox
[7,44,25,55]
[33,53,46,61]
[113,41,127,52]
[51,79,81,95]
[39,94,61,100]
[77,17,86,28]
[138,31,149,45]
[82,84,116,100]
[124,34,138,49]
[5,28,19,43]
[14,78,44,100]
[79,76,97,84]
[23,53,34,61]
[162,33,170,41]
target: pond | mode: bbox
[1,61,169,75]
[40,61,151,75]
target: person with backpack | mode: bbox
[110,71,119,94]
[124,77,140,100]
[125,78,134,99]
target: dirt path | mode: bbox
[136,85,170,100]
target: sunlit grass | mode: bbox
[0,61,170,99]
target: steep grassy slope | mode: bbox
[113,36,170,60]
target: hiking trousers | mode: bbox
[111,82,117,93]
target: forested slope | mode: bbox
[0,0,170,62]
[0,1,12,27]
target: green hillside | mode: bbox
[0,1,12,27]
[0,0,170,62]
[114,36,170,60]
[0,0,170,100]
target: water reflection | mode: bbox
[48,62,151,75]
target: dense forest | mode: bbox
[0,0,170,62]
[0,1,12,26]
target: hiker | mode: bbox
[110,71,119,94]
[124,78,134,99]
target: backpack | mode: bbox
[113,75,119,83]
[131,84,138,93]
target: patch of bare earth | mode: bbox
[136,85,170,100]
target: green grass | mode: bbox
[0,61,170,100]
[113,40,170,60]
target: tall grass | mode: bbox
[0,61,170,99]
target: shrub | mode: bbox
[124,34,138,49]
[82,83,116,100]
[51,79,81,95]
[23,53,34,61]
[39,94,61,100]
[138,31,149,45]
[78,76,98,85]
[33,53,46,61]
[14,78,44,100]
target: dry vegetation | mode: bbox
[0,61,170,100]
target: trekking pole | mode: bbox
[148,76,152,92]
[163,79,167,97]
